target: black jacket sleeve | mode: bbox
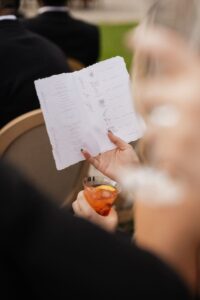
[0,160,192,299]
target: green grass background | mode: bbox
[99,23,138,71]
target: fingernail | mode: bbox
[108,130,112,133]
[81,148,84,152]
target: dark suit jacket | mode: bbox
[0,20,70,128]
[22,11,100,67]
[0,160,192,299]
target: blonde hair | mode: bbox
[148,0,200,48]
[135,0,200,80]
[133,0,200,162]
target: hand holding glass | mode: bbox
[83,176,120,216]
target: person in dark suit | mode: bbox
[22,0,100,67]
[0,0,70,128]
[0,158,192,299]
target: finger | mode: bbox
[77,196,97,219]
[103,207,118,231]
[107,207,118,220]
[132,26,192,69]
[72,200,82,216]
[73,197,93,219]
[76,191,94,218]
[77,190,85,200]
[81,149,100,169]
[108,131,129,150]
[81,149,91,160]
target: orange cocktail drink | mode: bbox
[83,176,119,216]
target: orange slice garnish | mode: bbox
[96,185,115,192]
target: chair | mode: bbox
[0,109,89,206]
[67,57,85,71]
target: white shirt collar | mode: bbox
[0,15,17,21]
[38,6,69,14]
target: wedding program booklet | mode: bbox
[35,57,143,170]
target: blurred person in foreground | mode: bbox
[22,0,100,67]
[0,0,70,128]
[1,155,191,299]
[73,0,200,296]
